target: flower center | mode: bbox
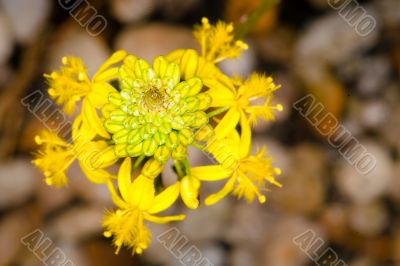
[102,56,211,162]
[142,85,171,113]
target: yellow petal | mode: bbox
[142,159,164,179]
[239,111,251,158]
[79,161,114,184]
[93,67,119,83]
[82,98,110,139]
[106,180,129,209]
[180,176,200,209]
[128,175,155,210]
[88,82,118,107]
[191,165,232,181]
[143,213,185,224]
[166,49,185,63]
[179,49,199,80]
[72,115,96,142]
[214,108,240,139]
[164,62,180,86]
[148,183,180,214]
[90,145,118,169]
[205,75,235,107]
[93,50,127,81]
[118,157,131,202]
[204,177,235,206]
[153,56,168,78]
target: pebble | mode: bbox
[335,141,392,203]
[382,104,400,153]
[56,241,88,266]
[307,0,330,9]
[348,201,388,237]
[68,163,114,206]
[319,204,348,243]
[0,210,35,266]
[0,0,50,44]
[263,216,324,266]
[356,56,391,96]
[111,0,157,23]
[115,23,197,62]
[0,12,13,64]
[219,42,256,77]
[224,202,274,246]
[295,11,379,67]
[36,180,73,214]
[270,144,326,215]
[180,199,232,241]
[196,243,225,266]
[254,27,294,64]
[143,223,180,266]
[348,257,375,266]
[294,11,378,90]
[376,0,400,26]
[388,161,400,205]
[48,205,104,243]
[46,23,109,77]
[158,0,199,19]
[230,247,259,266]
[359,100,389,129]
[0,159,37,209]
[394,224,400,263]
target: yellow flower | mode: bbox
[210,73,283,139]
[45,50,127,114]
[32,130,74,187]
[33,116,118,187]
[103,157,185,254]
[193,17,248,63]
[32,16,284,257]
[45,51,127,140]
[192,120,281,205]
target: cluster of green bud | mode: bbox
[102,55,211,162]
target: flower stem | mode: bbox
[174,160,186,178]
[207,107,229,118]
[133,155,146,170]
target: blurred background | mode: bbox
[0,0,399,265]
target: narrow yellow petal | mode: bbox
[153,56,168,78]
[79,161,114,184]
[144,213,185,224]
[93,67,119,83]
[82,98,110,139]
[128,175,155,210]
[180,176,200,209]
[191,165,232,181]
[93,50,127,81]
[106,180,129,209]
[207,87,235,107]
[166,49,185,63]
[88,144,118,169]
[88,82,118,107]
[118,157,131,202]
[142,159,164,179]
[214,108,240,139]
[148,183,180,214]
[239,111,251,158]
[204,177,235,206]
[179,49,199,80]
